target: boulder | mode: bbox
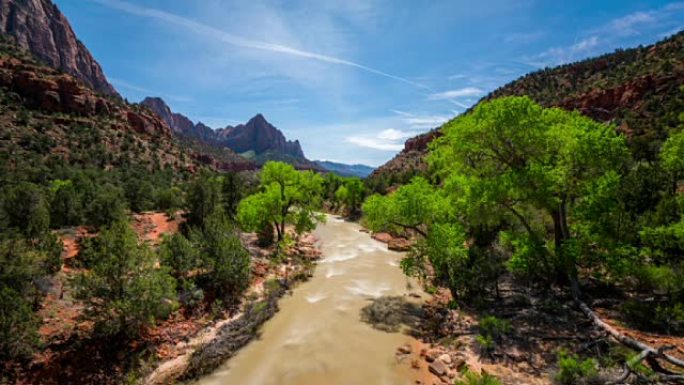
[428,360,448,376]
[388,237,412,251]
[372,232,392,243]
[437,353,451,365]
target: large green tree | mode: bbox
[237,161,324,243]
[364,96,630,296]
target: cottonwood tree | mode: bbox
[334,178,366,218]
[237,161,324,243]
[429,96,628,283]
[363,96,630,295]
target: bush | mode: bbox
[476,316,510,357]
[159,232,200,284]
[0,287,40,361]
[454,370,502,385]
[2,182,50,238]
[554,350,599,385]
[85,185,127,228]
[197,211,251,303]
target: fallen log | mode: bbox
[575,299,684,370]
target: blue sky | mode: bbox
[55,0,683,166]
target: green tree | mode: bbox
[75,221,176,337]
[186,174,222,226]
[334,178,366,217]
[220,172,247,219]
[85,185,127,228]
[155,186,184,217]
[124,178,156,212]
[0,236,57,360]
[194,211,250,302]
[2,182,49,238]
[428,96,628,283]
[159,232,200,284]
[0,287,39,361]
[237,161,324,243]
[49,179,82,228]
[363,96,630,296]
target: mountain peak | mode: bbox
[0,0,119,96]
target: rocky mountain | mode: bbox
[141,96,320,170]
[0,0,118,96]
[369,31,684,186]
[314,160,374,178]
[217,114,305,158]
[0,36,261,173]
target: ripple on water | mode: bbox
[321,251,358,263]
[357,242,387,253]
[346,279,391,298]
[305,293,327,304]
[325,266,344,278]
[385,259,399,267]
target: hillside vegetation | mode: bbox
[368,31,684,190]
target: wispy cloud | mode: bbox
[93,0,429,90]
[522,2,684,68]
[109,77,192,102]
[428,87,484,100]
[346,128,415,151]
[391,109,450,129]
[522,36,600,67]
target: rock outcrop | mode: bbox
[0,0,118,96]
[0,55,168,137]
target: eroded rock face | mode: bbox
[0,56,170,137]
[0,0,119,96]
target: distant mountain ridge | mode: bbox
[370,31,684,185]
[141,96,321,170]
[0,0,118,96]
[315,161,374,178]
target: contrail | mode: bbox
[93,0,431,91]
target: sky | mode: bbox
[55,0,683,166]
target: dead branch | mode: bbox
[576,299,684,370]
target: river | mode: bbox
[194,215,426,385]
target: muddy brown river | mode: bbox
[195,215,426,385]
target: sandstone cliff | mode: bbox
[0,0,118,96]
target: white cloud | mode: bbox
[523,36,600,67]
[608,11,657,36]
[428,87,484,100]
[377,128,411,141]
[93,0,429,91]
[346,128,415,151]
